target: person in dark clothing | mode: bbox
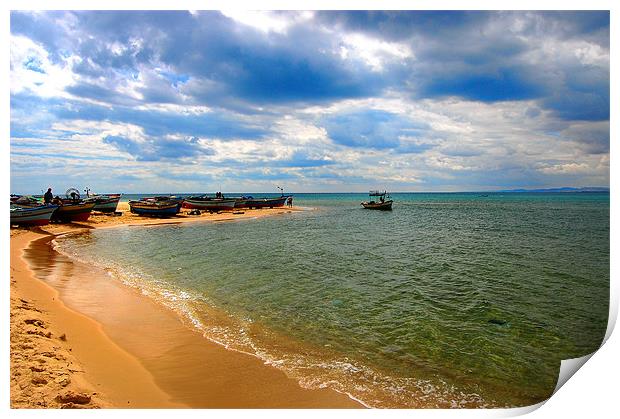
[43,188,53,204]
[287,196,293,207]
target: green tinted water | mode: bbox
[55,192,609,407]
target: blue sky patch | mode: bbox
[23,56,45,73]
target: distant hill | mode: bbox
[499,187,609,193]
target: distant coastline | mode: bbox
[497,187,609,193]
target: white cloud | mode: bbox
[339,32,412,72]
[10,35,77,98]
[538,162,590,175]
[272,116,330,145]
[220,10,314,34]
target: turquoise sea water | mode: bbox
[54,192,609,408]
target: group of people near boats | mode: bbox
[11,187,294,227]
[43,188,75,206]
[10,187,124,226]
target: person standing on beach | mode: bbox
[287,196,293,207]
[43,188,53,205]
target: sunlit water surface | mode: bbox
[54,192,609,408]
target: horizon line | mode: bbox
[12,187,610,195]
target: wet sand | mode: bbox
[9,205,363,408]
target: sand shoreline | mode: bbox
[10,206,363,408]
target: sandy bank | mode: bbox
[9,206,363,408]
[10,230,180,408]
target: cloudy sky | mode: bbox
[9,10,610,193]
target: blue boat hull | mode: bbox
[129,202,181,217]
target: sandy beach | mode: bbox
[9,204,362,408]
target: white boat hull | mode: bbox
[10,205,58,226]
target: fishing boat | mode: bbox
[140,196,184,205]
[361,191,393,210]
[232,196,256,208]
[238,196,289,209]
[182,195,237,211]
[51,201,96,222]
[11,195,42,206]
[232,186,292,209]
[93,194,122,212]
[128,199,181,217]
[85,193,122,213]
[10,205,58,226]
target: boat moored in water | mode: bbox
[361,191,393,210]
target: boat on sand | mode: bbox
[129,199,181,217]
[51,201,96,222]
[237,196,289,209]
[43,188,97,222]
[85,193,122,213]
[10,205,58,226]
[182,195,237,212]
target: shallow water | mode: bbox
[54,192,609,408]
